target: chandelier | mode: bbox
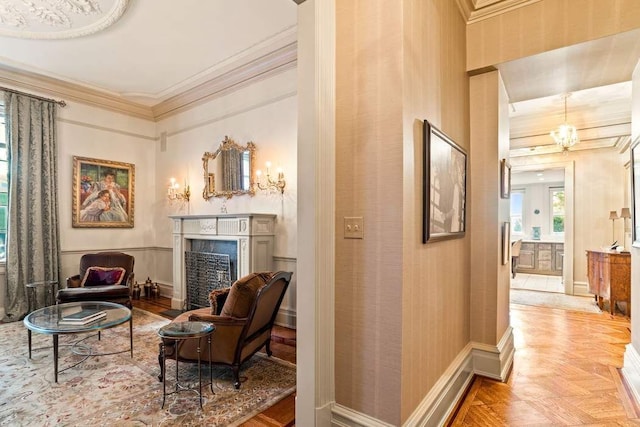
[550,94,578,152]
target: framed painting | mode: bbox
[632,137,640,246]
[72,156,135,228]
[500,158,511,199]
[423,120,467,243]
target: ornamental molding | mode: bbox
[455,0,542,23]
[0,0,128,39]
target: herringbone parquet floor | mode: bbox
[451,304,638,426]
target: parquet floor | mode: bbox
[132,296,296,427]
[450,304,638,426]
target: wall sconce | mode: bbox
[167,177,190,203]
[254,161,286,194]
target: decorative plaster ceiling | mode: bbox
[0,0,128,39]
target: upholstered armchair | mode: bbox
[158,270,292,389]
[56,252,135,308]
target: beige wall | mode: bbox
[466,0,640,72]
[400,0,470,421]
[335,1,403,423]
[335,0,469,424]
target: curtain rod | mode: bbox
[0,86,66,107]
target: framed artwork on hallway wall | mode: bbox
[423,120,467,243]
[500,158,511,199]
[631,137,640,246]
[72,156,135,228]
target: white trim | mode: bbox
[472,326,515,381]
[572,281,591,297]
[622,343,640,406]
[403,344,475,427]
[331,403,396,427]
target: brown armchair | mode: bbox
[158,270,292,389]
[56,252,135,308]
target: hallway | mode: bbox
[450,304,636,425]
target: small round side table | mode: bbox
[25,280,59,313]
[157,321,215,408]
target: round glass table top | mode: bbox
[158,321,215,339]
[23,301,131,334]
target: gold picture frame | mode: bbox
[72,156,135,228]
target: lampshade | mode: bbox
[621,208,631,219]
[609,210,619,220]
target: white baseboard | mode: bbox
[622,343,640,405]
[331,403,396,427]
[472,326,515,381]
[572,281,590,297]
[275,307,296,329]
[328,329,514,427]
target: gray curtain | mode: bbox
[222,149,241,191]
[3,91,61,321]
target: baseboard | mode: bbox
[572,281,590,296]
[622,343,640,406]
[275,307,296,329]
[403,343,475,426]
[472,326,515,381]
[331,403,395,427]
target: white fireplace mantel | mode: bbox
[169,213,276,310]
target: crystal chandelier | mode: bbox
[550,94,578,152]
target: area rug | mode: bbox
[0,308,296,426]
[510,288,601,313]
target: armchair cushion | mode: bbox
[209,287,231,315]
[219,272,274,318]
[80,266,126,287]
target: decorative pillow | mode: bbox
[220,272,274,318]
[209,288,231,315]
[80,266,126,287]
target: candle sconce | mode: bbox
[167,177,190,203]
[254,161,286,194]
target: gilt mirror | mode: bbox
[202,136,256,199]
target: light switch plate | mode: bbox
[344,217,364,239]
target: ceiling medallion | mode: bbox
[0,0,128,39]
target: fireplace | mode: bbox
[169,214,276,310]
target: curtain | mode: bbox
[222,149,242,191]
[3,91,61,320]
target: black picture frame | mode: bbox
[500,158,511,199]
[423,120,467,243]
[631,137,640,246]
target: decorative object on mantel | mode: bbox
[254,161,286,195]
[550,93,579,152]
[0,0,129,40]
[202,136,256,200]
[167,177,190,203]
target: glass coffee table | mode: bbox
[23,301,132,382]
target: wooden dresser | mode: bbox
[586,249,631,316]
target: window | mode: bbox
[510,189,524,235]
[550,187,565,233]
[0,106,6,262]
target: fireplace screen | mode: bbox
[185,251,232,310]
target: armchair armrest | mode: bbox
[66,275,82,288]
[188,312,247,327]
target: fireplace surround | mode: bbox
[169,214,276,310]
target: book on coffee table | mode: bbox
[59,309,107,325]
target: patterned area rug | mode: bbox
[0,308,296,426]
[510,289,601,313]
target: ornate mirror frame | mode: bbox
[202,136,256,200]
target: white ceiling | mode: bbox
[0,0,298,107]
[0,0,637,147]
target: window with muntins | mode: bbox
[510,189,524,235]
[550,187,565,234]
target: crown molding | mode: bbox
[0,63,154,120]
[0,41,297,122]
[456,0,542,23]
[152,41,297,121]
